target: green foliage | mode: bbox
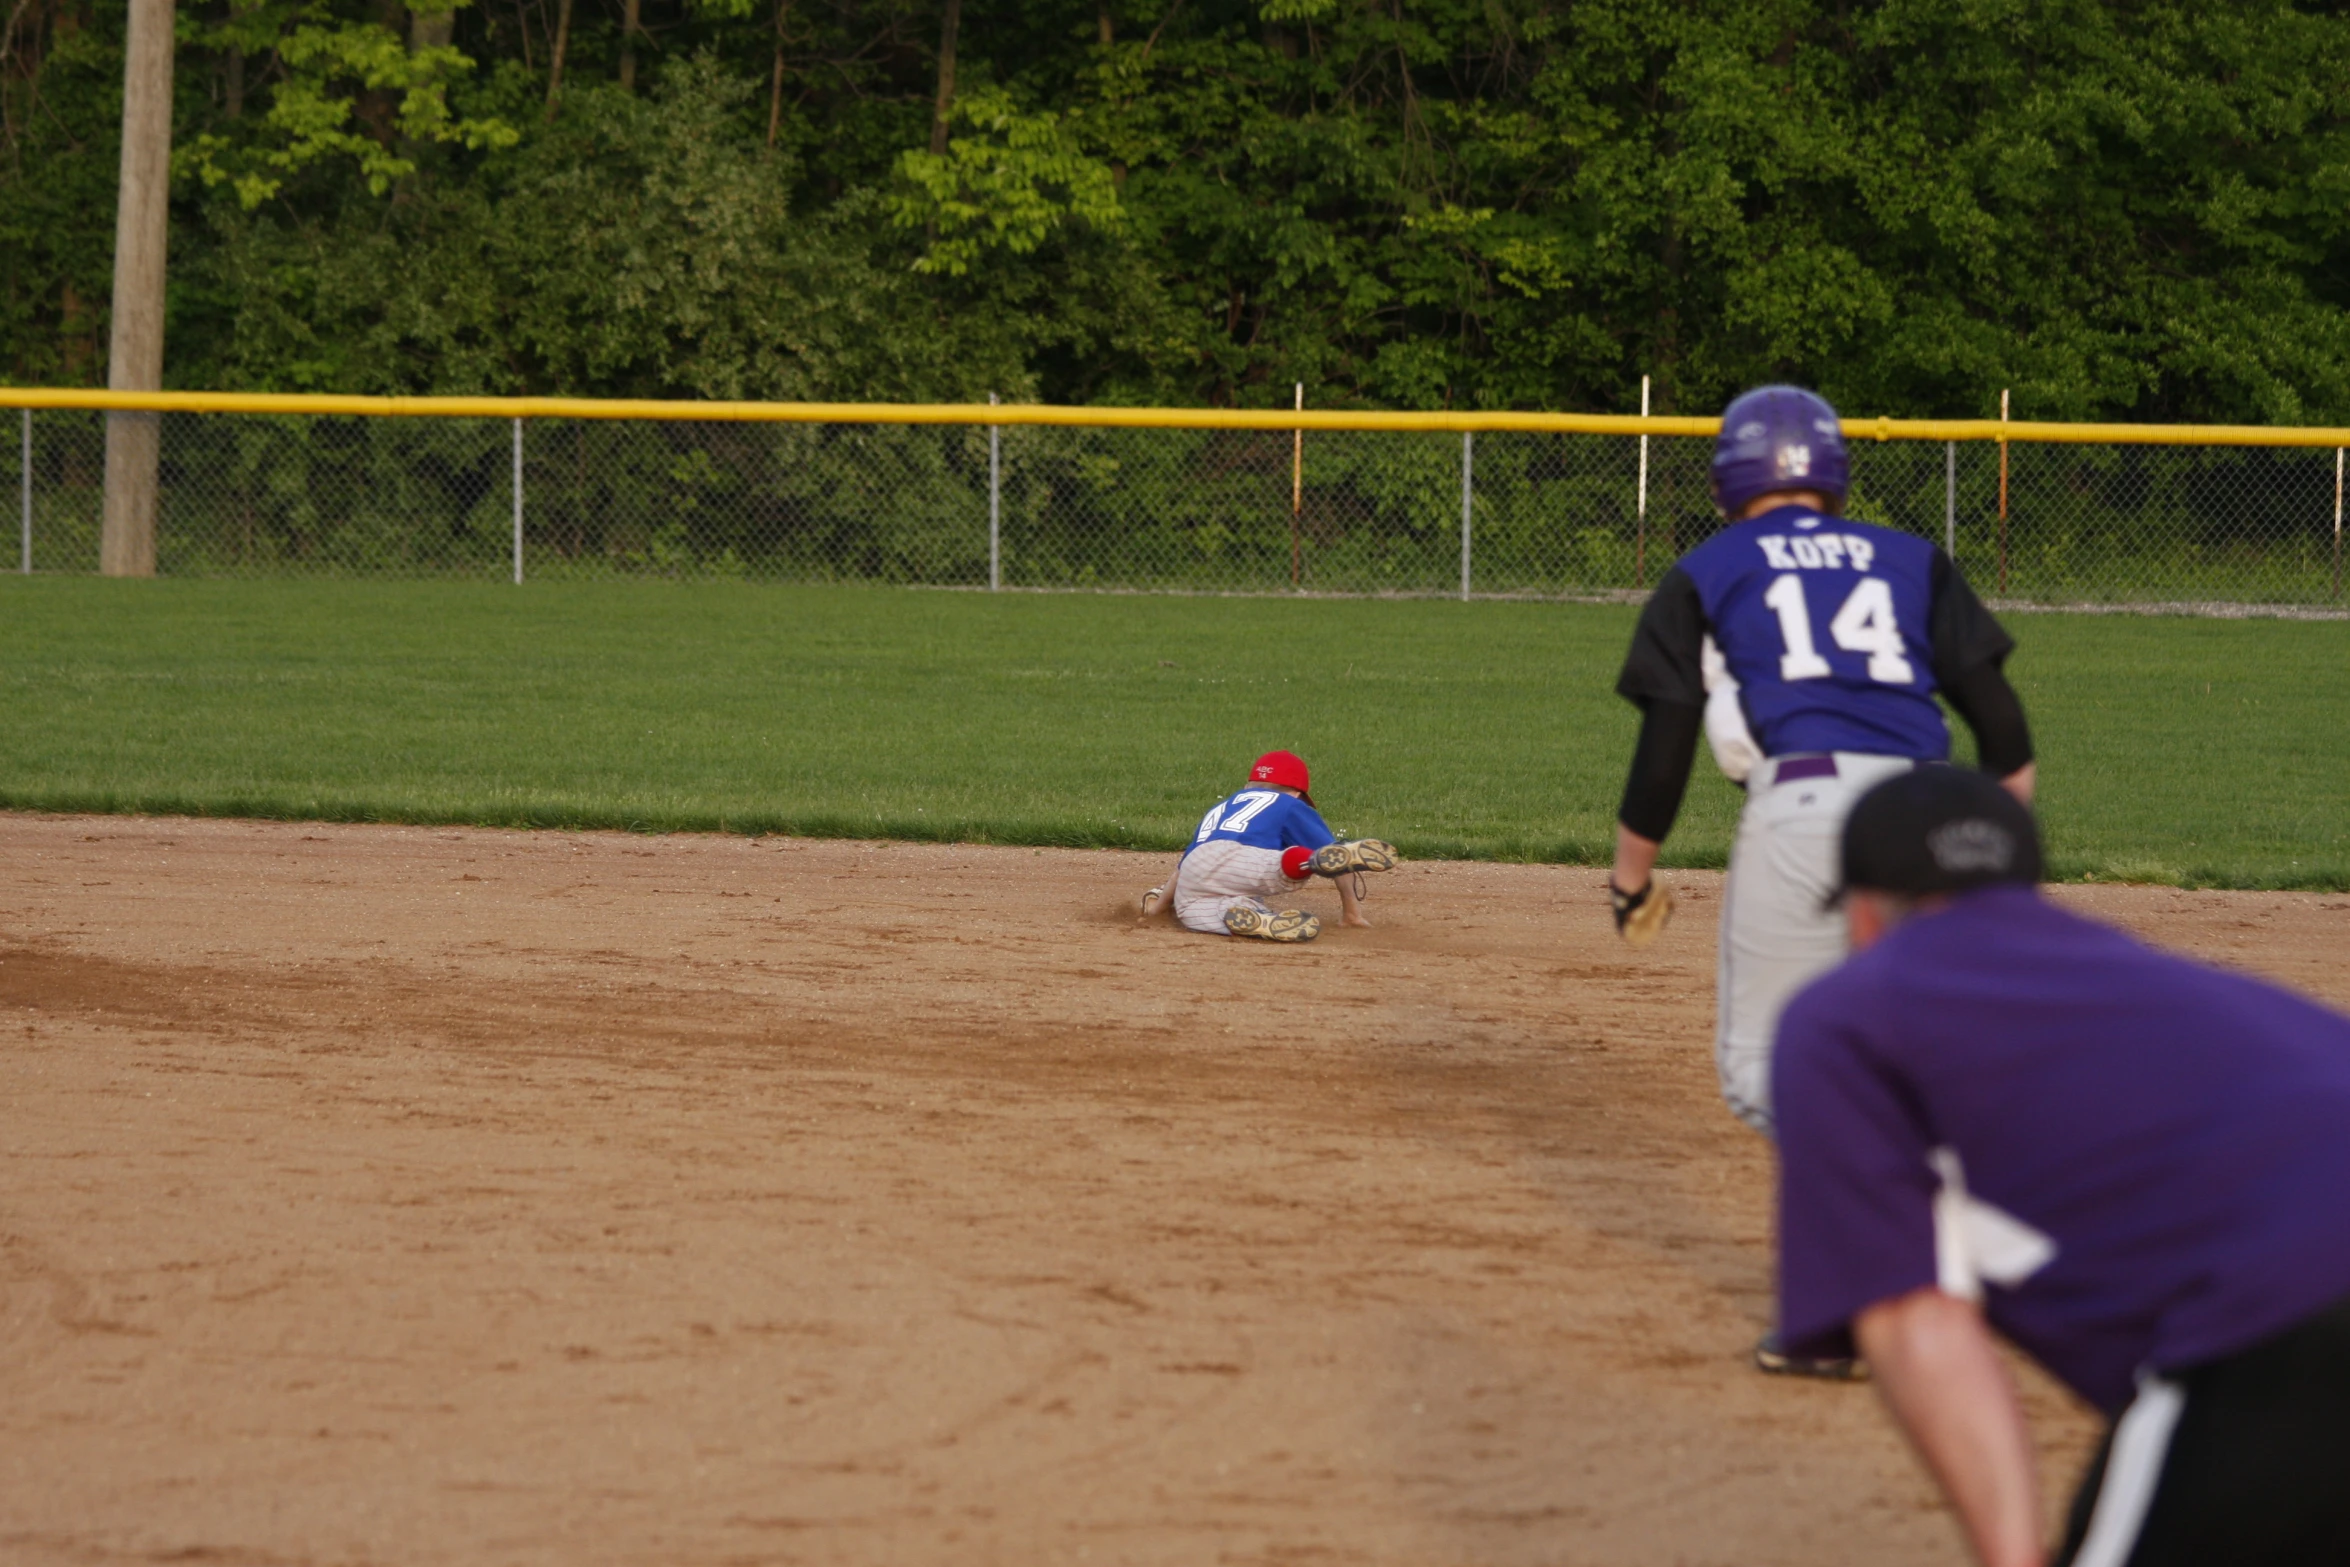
[8,0,2350,420]
[184,58,1043,401]
[891,90,1125,275]
[0,579,2342,887]
[177,3,516,207]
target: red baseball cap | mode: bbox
[1249,750,1312,804]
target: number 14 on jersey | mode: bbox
[1763,575,1916,685]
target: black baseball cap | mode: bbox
[1832,765,2042,904]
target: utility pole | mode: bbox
[929,0,960,156]
[102,0,175,578]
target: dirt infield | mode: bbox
[5,817,2346,1566]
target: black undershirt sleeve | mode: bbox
[1617,698,1704,843]
[1615,566,1709,709]
[1614,566,1710,843]
[1927,552,2034,776]
[1941,662,2035,777]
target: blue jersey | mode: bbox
[1182,788,1336,858]
[1775,887,2350,1413]
[1673,505,1949,759]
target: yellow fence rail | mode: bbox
[6,386,2350,448]
[5,388,2345,603]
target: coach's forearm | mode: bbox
[1999,761,2035,807]
[1855,1289,2044,1567]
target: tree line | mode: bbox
[5,0,2349,419]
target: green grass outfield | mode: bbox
[0,580,2342,887]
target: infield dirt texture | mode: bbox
[9,813,2348,1564]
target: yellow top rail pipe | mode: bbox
[7,387,2350,447]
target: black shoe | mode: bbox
[1754,1332,1869,1381]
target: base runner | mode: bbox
[1140,750,1396,943]
[1608,384,2037,1138]
[1777,767,2350,1567]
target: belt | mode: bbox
[1772,755,1839,786]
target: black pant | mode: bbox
[2055,1295,2350,1567]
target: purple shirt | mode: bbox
[1775,886,2350,1414]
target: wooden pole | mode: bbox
[1290,382,1303,590]
[766,0,790,148]
[101,0,174,578]
[929,0,960,157]
[544,0,573,118]
[1997,387,2010,595]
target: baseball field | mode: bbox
[2,580,2347,1564]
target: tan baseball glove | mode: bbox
[1610,877,1674,948]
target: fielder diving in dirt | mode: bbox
[1140,750,1397,943]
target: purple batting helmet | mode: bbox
[1710,385,1849,514]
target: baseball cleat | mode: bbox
[1753,1332,1869,1381]
[1222,905,1321,943]
[1308,839,1398,877]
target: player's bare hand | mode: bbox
[1610,877,1674,948]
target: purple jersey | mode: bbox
[1775,886,2350,1414]
[1182,788,1335,858]
[1672,505,1951,759]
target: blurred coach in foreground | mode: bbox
[1771,767,2350,1567]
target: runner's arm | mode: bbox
[1928,555,2034,805]
[1612,699,1702,890]
[1612,567,1709,890]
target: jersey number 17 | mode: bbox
[1196,789,1279,842]
[1763,574,1915,685]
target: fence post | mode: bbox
[1997,388,2010,594]
[1460,431,1473,601]
[1635,374,1651,588]
[1290,382,1303,591]
[988,392,1001,592]
[511,417,524,585]
[2334,448,2343,601]
[19,409,29,575]
[1945,440,1956,557]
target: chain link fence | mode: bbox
[5,407,2345,606]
